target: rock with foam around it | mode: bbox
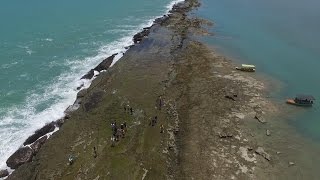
[0,169,9,178]
[23,122,55,145]
[6,147,33,169]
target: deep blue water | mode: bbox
[197,0,320,140]
[0,0,183,169]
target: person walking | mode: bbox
[93,147,97,158]
[111,136,115,147]
[158,96,163,110]
[160,124,164,133]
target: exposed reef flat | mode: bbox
[6,0,314,179]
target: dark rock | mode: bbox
[173,128,179,135]
[124,45,134,50]
[133,29,151,44]
[56,118,65,128]
[64,114,70,120]
[0,169,9,178]
[218,132,233,138]
[255,113,266,124]
[81,53,117,80]
[76,83,84,90]
[153,15,169,25]
[6,147,33,169]
[55,115,70,127]
[93,53,117,72]
[81,69,95,80]
[225,95,236,101]
[255,147,271,161]
[23,122,56,145]
[30,136,47,154]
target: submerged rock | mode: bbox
[6,147,33,169]
[266,129,271,136]
[76,83,84,90]
[225,95,236,101]
[23,122,56,146]
[255,147,271,161]
[255,113,266,124]
[0,169,9,178]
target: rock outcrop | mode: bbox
[153,15,170,25]
[218,132,233,138]
[255,113,266,124]
[23,122,56,146]
[255,147,271,161]
[30,136,48,154]
[0,169,9,178]
[81,53,117,80]
[6,147,33,169]
[133,28,151,44]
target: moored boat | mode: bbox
[235,64,256,72]
[286,94,315,106]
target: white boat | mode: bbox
[235,64,256,72]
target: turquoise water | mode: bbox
[0,0,183,169]
[197,0,320,140]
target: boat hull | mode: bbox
[235,67,255,72]
[286,99,313,106]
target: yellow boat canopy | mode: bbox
[242,64,255,68]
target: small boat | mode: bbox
[286,94,315,106]
[236,64,256,72]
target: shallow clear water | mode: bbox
[197,0,320,140]
[0,0,183,169]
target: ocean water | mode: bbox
[197,0,320,140]
[0,0,184,169]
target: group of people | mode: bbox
[124,104,133,115]
[150,115,165,133]
[152,96,165,133]
[110,121,127,147]
[111,96,165,147]
[68,97,165,164]
[150,116,158,126]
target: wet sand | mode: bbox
[5,0,320,179]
